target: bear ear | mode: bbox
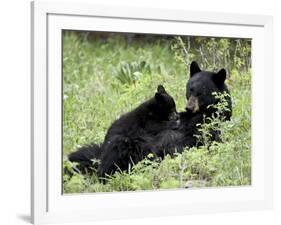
[190,61,201,77]
[157,85,166,94]
[213,68,226,85]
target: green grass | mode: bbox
[62,31,251,193]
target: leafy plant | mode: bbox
[171,36,251,73]
[116,60,152,85]
[62,31,251,193]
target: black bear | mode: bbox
[68,85,179,176]
[68,61,232,176]
[151,61,232,156]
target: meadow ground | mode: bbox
[63,32,251,193]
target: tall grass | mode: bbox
[63,31,251,193]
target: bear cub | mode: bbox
[68,85,179,176]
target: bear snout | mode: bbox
[186,96,200,113]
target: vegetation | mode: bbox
[63,31,251,193]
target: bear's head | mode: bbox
[151,85,179,122]
[185,61,232,119]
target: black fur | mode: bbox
[68,143,101,173]
[68,85,179,177]
[152,61,232,156]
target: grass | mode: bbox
[62,31,251,193]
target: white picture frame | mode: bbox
[31,1,274,224]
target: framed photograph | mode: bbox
[31,1,273,224]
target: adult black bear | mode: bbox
[68,85,179,176]
[151,61,232,156]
